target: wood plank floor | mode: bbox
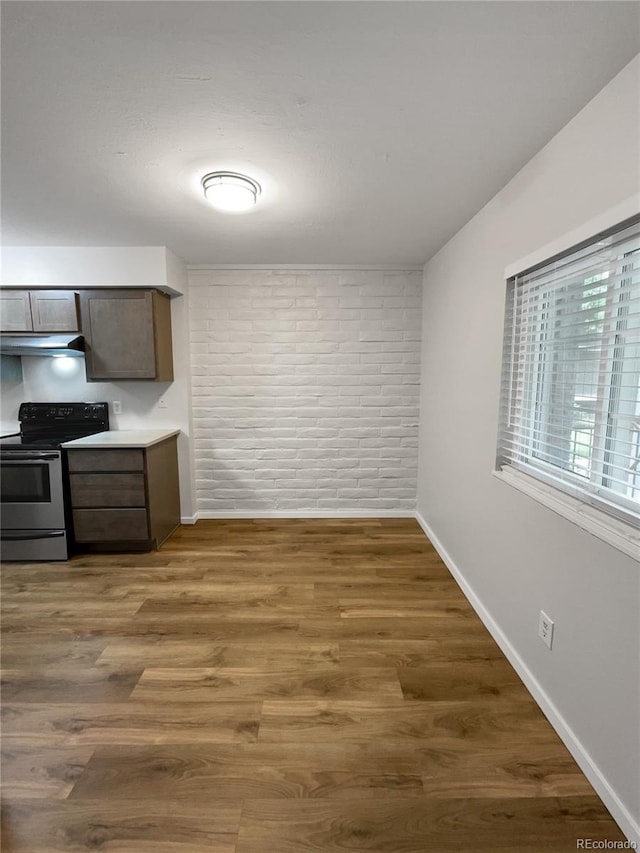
[1,518,627,852]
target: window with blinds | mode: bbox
[497,217,640,528]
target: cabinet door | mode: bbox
[29,291,79,332]
[0,290,33,331]
[80,290,158,380]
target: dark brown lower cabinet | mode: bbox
[67,437,180,551]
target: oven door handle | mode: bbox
[1,530,65,541]
[0,453,59,461]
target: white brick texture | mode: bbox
[188,269,422,514]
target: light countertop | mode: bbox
[62,429,180,449]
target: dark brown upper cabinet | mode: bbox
[79,289,173,382]
[0,289,79,332]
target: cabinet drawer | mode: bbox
[69,473,146,507]
[72,508,149,542]
[66,449,144,472]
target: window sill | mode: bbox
[493,467,640,562]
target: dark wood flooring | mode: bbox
[0,518,627,851]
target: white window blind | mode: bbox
[497,217,640,529]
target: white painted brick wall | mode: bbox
[188,269,422,515]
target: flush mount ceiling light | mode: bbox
[201,171,261,212]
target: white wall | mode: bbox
[0,247,195,520]
[1,246,179,293]
[417,56,640,842]
[188,268,421,515]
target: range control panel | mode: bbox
[19,402,110,424]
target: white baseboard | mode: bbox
[414,510,640,848]
[180,514,199,524]
[196,510,414,519]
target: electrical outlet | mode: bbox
[538,610,554,650]
[112,400,122,415]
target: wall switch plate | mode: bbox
[112,400,122,415]
[538,610,554,650]
[158,397,168,409]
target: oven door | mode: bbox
[0,451,65,531]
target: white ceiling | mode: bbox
[2,1,639,266]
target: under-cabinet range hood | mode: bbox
[0,334,85,357]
